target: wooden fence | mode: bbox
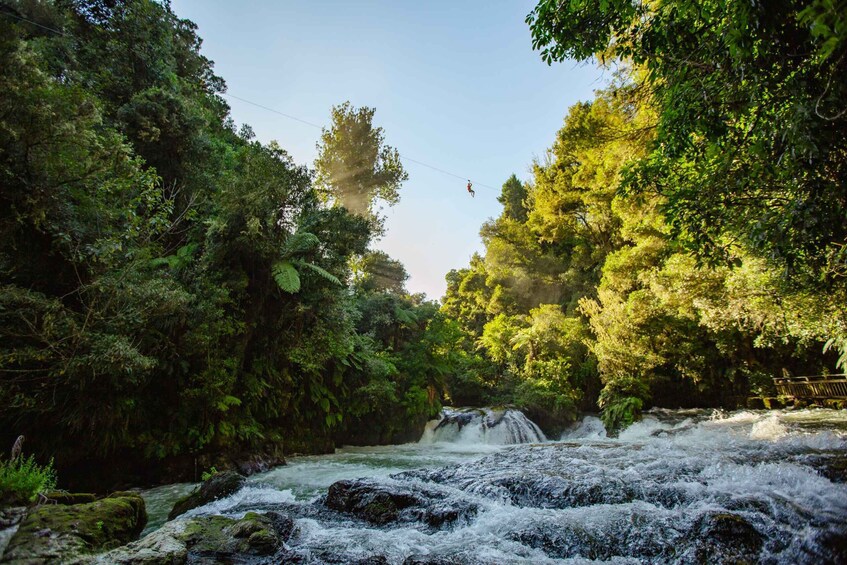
[773,374,847,399]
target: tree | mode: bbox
[527,0,847,289]
[352,250,409,294]
[497,174,529,223]
[314,102,408,228]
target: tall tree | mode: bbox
[314,102,408,228]
[527,0,847,287]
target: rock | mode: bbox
[0,507,26,530]
[232,451,286,476]
[89,510,295,564]
[168,471,246,520]
[687,512,763,564]
[325,479,477,528]
[0,493,146,564]
[799,526,847,564]
[0,507,27,560]
[803,451,847,483]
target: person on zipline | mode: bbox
[467,180,475,198]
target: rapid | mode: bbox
[142,407,847,563]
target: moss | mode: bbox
[2,493,147,562]
[824,399,847,410]
[175,512,281,556]
[363,499,398,524]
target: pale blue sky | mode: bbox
[170,0,605,299]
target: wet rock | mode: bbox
[799,526,847,564]
[168,471,246,520]
[232,450,287,477]
[325,479,477,528]
[90,510,295,564]
[508,518,674,562]
[434,409,480,432]
[687,512,763,564]
[0,507,27,559]
[0,492,146,564]
[326,480,419,525]
[803,452,847,483]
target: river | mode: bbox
[142,407,847,563]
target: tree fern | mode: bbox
[282,232,320,257]
[272,260,301,293]
[294,260,341,286]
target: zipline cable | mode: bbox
[2,10,500,192]
[0,10,70,36]
[222,93,499,191]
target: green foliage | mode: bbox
[0,0,405,479]
[514,359,580,424]
[272,261,301,293]
[201,466,219,482]
[599,396,643,436]
[315,101,408,228]
[441,67,840,434]
[528,0,847,291]
[0,455,57,506]
[598,376,650,435]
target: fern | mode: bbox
[272,260,301,293]
[0,455,57,506]
[282,232,320,256]
[824,337,847,371]
[150,243,198,270]
[273,232,340,293]
[293,260,341,286]
[394,306,418,325]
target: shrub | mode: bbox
[598,375,651,435]
[0,454,57,506]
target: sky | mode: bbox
[170,0,606,300]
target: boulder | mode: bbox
[0,492,146,564]
[686,512,763,564]
[167,471,245,520]
[325,479,477,528]
[89,510,295,564]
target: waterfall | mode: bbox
[419,407,546,445]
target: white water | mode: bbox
[420,407,546,445]
[142,408,847,563]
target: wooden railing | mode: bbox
[773,374,847,399]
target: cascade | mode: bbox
[419,407,546,445]
[138,408,847,564]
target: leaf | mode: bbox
[394,306,417,325]
[282,232,320,257]
[294,260,341,286]
[272,260,301,293]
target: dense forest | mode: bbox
[1,0,846,490]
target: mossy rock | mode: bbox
[167,471,245,520]
[89,511,294,564]
[0,493,146,564]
